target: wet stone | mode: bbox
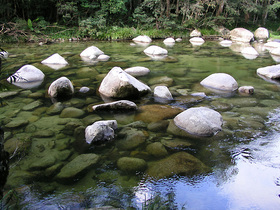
[60,107,85,118]
[46,102,64,115]
[5,119,29,128]
[117,128,147,150]
[146,142,168,158]
[147,120,169,132]
[28,155,57,171]
[117,157,147,173]
[22,100,43,111]
[161,138,193,151]
[33,130,55,138]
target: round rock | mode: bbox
[48,76,74,99]
[174,107,223,137]
[200,73,238,91]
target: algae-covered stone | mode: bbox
[161,138,192,151]
[116,128,146,150]
[135,104,183,123]
[117,157,147,172]
[46,102,64,115]
[146,152,209,179]
[56,153,100,180]
[146,142,168,158]
[4,137,31,157]
[22,100,43,111]
[5,119,29,128]
[28,155,56,171]
[60,107,85,118]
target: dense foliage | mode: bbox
[1,0,280,41]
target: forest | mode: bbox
[1,0,280,41]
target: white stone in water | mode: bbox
[154,86,173,100]
[132,35,152,43]
[264,42,280,51]
[144,45,168,55]
[97,54,110,61]
[85,120,118,144]
[7,65,45,83]
[79,87,90,93]
[189,37,205,46]
[200,73,238,91]
[238,86,254,94]
[124,66,150,77]
[163,37,175,43]
[230,28,254,43]
[41,53,68,65]
[257,64,280,79]
[99,67,151,98]
[174,107,223,137]
[190,29,202,37]
[80,46,104,58]
[48,76,74,98]
[254,27,269,41]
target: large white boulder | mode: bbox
[200,73,238,91]
[254,27,269,42]
[80,46,104,58]
[7,65,45,83]
[41,53,68,65]
[85,120,117,144]
[257,64,280,79]
[132,35,152,43]
[230,28,254,43]
[174,107,223,137]
[48,76,74,98]
[144,45,168,55]
[99,67,151,98]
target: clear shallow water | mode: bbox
[1,40,280,209]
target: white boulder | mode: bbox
[264,41,280,51]
[174,107,223,137]
[124,66,150,77]
[99,67,151,98]
[190,29,202,37]
[80,46,104,58]
[41,53,68,65]
[85,120,118,144]
[254,27,269,42]
[132,35,152,43]
[163,38,175,43]
[97,54,110,61]
[230,28,254,43]
[154,86,173,101]
[144,45,168,55]
[48,76,74,98]
[7,65,45,83]
[200,73,238,91]
[257,64,280,79]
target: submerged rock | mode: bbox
[117,157,147,173]
[56,153,100,181]
[85,120,117,144]
[146,152,209,179]
[174,107,223,137]
[60,107,85,118]
[135,104,183,123]
[116,127,146,150]
[98,67,151,99]
[146,142,168,158]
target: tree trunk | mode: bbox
[166,0,170,17]
[216,0,225,16]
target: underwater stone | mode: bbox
[92,100,137,111]
[146,142,168,158]
[117,157,147,172]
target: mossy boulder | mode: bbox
[117,157,147,173]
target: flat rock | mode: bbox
[257,64,280,79]
[146,152,209,179]
[56,154,100,180]
[92,100,137,111]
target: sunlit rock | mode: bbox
[98,67,151,99]
[144,45,168,56]
[124,66,150,77]
[48,76,74,99]
[117,157,147,172]
[85,120,117,144]
[230,28,254,43]
[7,65,45,84]
[200,73,238,92]
[132,35,152,43]
[174,107,223,137]
[146,152,209,179]
[238,86,254,95]
[41,53,68,70]
[254,27,269,42]
[219,40,232,47]
[97,54,110,61]
[80,46,104,58]
[190,29,202,37]
[241,46,259,60]
[257,64,280,79]
[163,37,175,43]
[189,37,205,46]
[92,100,137,111]
[154,86,173,102]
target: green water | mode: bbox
[1,40,280,209]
